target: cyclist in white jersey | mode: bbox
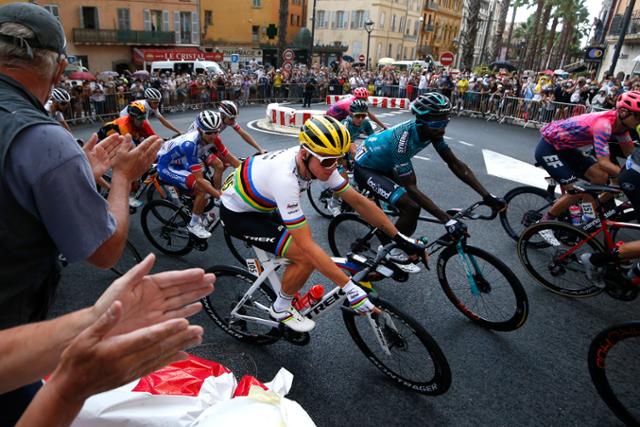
[220,116,427,332]
[217,100,266,154]
[119,88,181,135]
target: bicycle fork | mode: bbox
[456,241,481,296]
[366,311,400,356]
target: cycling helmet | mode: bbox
[617,90,640,113]
[349,99,369,114]
[353,87,370,99]
[218,100,239,119]
[51,88,70,103]
[195,110,222,132]
[300,115,351,157]
[127,101,147,119]
[144,87,162,101]
[411,92,451,119]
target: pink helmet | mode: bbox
[353,87,370,99]
[617,90,640,112]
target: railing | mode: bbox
[73,28,176,45]
[608,13,640,36]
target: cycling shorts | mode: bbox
[534,138,596,185]
[157,165,196,192]
[220,204,293,257]
[619,164,640,223]
[353,164,407,206]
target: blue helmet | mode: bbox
[410,92,451,119]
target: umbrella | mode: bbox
[68,71,96,81]
[489,61,516,72]
[377,57,394,65]
[542,69,554,76]
[553,69,566,75]
[342,55,355,63]
[132,70,150,80]
[97,70,119,80]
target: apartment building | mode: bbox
[418,0,463,62]
[599,0,640,78]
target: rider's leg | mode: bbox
[278,241,315,297]
[209,156,225,190]
[189,187,206,226]
[394,193,421,235]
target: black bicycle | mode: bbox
[328,201,529,332]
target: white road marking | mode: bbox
[483,149,555,190]
[443,136,453,140]
[247,119,297,138]
[415,155,430,161]
[458,140,474,146]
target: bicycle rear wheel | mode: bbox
[518,221,605,297]
[588,322,640,426]
[327,213,388,257]
[500,186,554,243]
[343,295,451,395]
[224,230,256,266]
[201,265,279,345]
[140,200,192,256]
[110,240,142,276]
[307,179,334,219]
[437,245,528,331]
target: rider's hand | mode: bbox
[393,232,426,256]
[445,219,467,239]
[343,280,375,314]
[483,193,507,213]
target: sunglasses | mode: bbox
[418,118,450,129]
[204,130,220,135]
[304,147,342,169]
[353,113,367,119]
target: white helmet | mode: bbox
[144,87,162,101]
[218,100,238,119]
[51,88,70,103]
[195,110,222,132]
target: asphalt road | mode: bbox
[50,103,636,427]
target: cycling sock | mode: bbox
[189,214,202,227]
[273,290,295,312]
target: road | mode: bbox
[51,104,634,426]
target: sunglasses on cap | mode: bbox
[303,146,342,169]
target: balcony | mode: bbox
[608,13,640,37]
[73,28,176,46]
[424,23,435,32]
[425,1,439,11]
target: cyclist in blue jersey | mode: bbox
[157,110,222,239]
[354,92,505,270]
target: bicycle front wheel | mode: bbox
[110,240,143,276]
[518,221,605,297]
[328,213,388,257]
[202,265,279,345]
[343,296,451,395]
[437,245,528,331]
[140,199,192,256]
[500,186,554,243]
[588,322,640,426]
[307,179,334,219]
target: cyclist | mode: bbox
[119,87,181,135]
[156,110,223,239]
[325,87,387,130]
[45,88,72,132]
[220,116,427,332]
[217,100,266,154]
[98,101,157,145]
[535,90,639,223]
[353,92,506,272]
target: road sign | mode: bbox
[67,55,76,64]
[358,54,365,62]
[282,49,295,62]
[440,51,454,66]
[282,61,292,72]
[584,46,605,62]
[230,54,239,63]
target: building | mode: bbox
[0,0,209,72]
[454,0,499,69]
[599,0,640,79]
[309,0,423,67]
[200,0,306,66]
[417,0,463,64]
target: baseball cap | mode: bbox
[0,3,66,56]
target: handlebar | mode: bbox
[446,201,498,221]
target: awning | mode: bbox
[133,47,224,65]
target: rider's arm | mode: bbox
[593,120,622,176]
[435,144,491,199]
[156,112,181,135]
[396,170,451,222]
[234,124,265,153]
[340,187,397,236]
[367,111,387,130]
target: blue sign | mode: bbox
[231,54,239,63]
[67,55,77,64]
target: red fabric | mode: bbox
[132,355,231,396]
[233,375,269,398]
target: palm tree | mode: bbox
[489,0,511,63]
[278,0,289,66]
[506,0,528,60]
[533,0,554,70]
[523,0,545,70]
[461,0,482,69]
[549,0,588,68]
[542,11,560,69]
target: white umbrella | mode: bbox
[377,57,394,65]
[553,69,566,76]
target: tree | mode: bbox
[461,0,482,69]
[506,0,528,60]
[489,0,512,62]
[277,0,289,66]
[523,0,545,70]
[533,0,554,70]
[542,13,560,69]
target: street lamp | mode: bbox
[364,18,374,70]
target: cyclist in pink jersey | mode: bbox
[325,87,388,130]
[534,90,640,221]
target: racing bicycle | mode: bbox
[201,243,452,395]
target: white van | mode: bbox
[391,60,429,71]
[150,60,224,76]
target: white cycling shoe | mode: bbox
[384,247,421,274]
[128,196,143,208]
[579,253,606,288]
[327,198,342,217]
[187,222,212,239]
[269,305,316,333]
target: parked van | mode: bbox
[150,60,224,76]
[391,60,429,71]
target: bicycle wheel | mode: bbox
[328,213,388,257]
[307,179,334,219]
[437,245,528,331]
[140,199,192,256]
[588,322,640,426]
[224,230,256,266]
[518,221,606,297]
[201,265,279,345]
[500,186,554,243]
[343,295,451,395]
[110,240,143,276]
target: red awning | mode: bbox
[133,48,223,65]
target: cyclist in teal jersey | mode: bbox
[354,92,505,267]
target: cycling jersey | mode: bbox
[156,131,204,190]
[97,116,155,145]
[220,120,241,133]
[355,120,449,177]
[119,99,159,118]
[221,147,349,230]
[540,110,633,157]
[326,96,356,121]
[342,115,374,140]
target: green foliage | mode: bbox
[473,65,491,75]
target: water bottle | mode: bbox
[292,285,325,311]
[569,205,582,226]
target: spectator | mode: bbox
[302,76,315,108]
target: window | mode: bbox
[379,12,385,29]
[387,43,392,57]
[252,0,261,7]
[399,16,405,33]
[391,14,397,32]
[43,4,59,19]
[291,14,294,25]
[179,11,191,44]
[252,25,259,42]
[317,10,326,28]
[351,10,365,29]
[335,11,345,29]
[117,8,130,30]
[150,10,162,32]
[81,6,98,29]
[204,10,212,26]
[76,55,89,69]
[405,19,411,35]
[414,19,420,35]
